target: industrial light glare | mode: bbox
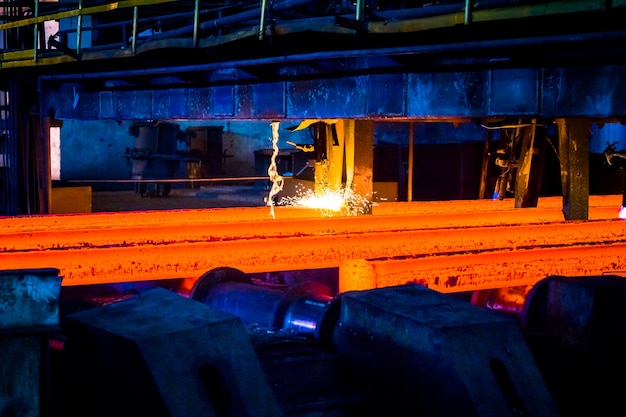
[289,319,317,331]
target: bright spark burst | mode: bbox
[618,206,626,219]
[278,184,372,217]
[264,121,372,217]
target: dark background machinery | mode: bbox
[6,266,625,417]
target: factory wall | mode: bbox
[57,119,312,191]
[56,120,487,184]
[55,118,626,198]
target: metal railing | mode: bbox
[2,0,624,69]
[0,0,186,62]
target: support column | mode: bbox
[6,79,41,215]
[343,119,355,193]
[514,121,546,208]
[352,120,374,215]
[478,128,494,199]
[556,118,590,220]
[326,122,344,190]
[407,122,414,202]
[312,120,345,196]
[312,122,329,196]
[38,114,52,214]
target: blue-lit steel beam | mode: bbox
[40,64,626,121]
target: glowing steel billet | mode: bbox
[1,195,622,236]
[1,201,626,286]
[2,211,624,253]
[339,244,626,294]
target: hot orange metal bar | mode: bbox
[0,196,623,287]
[340,244,626,294]
[2,197,622,245]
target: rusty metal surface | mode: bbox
[0,196,624,288]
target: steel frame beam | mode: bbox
[40,65,626,121]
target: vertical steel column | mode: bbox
[6,80,22,215]
[344,119,355,194]
[353,120,374,214]
[327,121,344,190]
[38,113,51,213]
[407,122,414,202]
[478,128,493,199]
[556,118,590,220]
[514,120,537,208]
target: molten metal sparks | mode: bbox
[278,184,372,216]
[266,121,284,219]
[619,205,626,219]
[281,186,345,213]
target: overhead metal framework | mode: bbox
[1,0,626,122]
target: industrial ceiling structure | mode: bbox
[4,0,626,121]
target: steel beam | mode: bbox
[557,118,590,220]
[40,64,626,121]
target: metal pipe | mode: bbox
[197,280,284,328]
[193,0,199,47]
[76,0,83,54]
[464,0,471,25]
[276,281,335,337]
[131,6,138,54]
[190,267,337,342]
[259,0,268,40]
[33,0,39,60]
[355,0,365,22]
